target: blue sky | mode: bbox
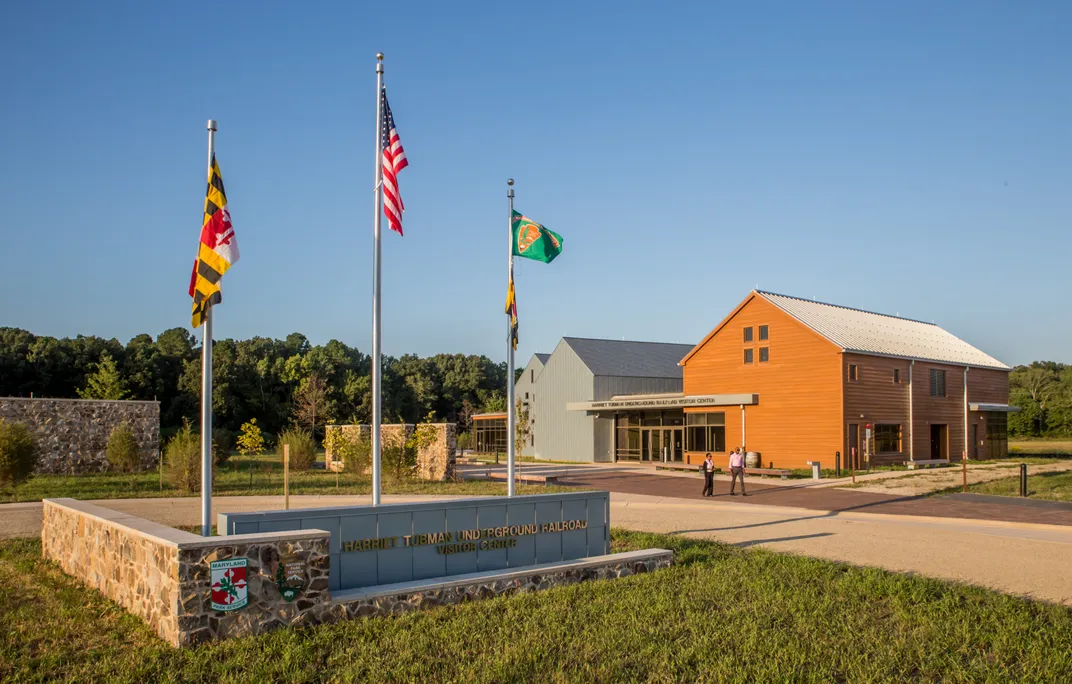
[1,1,1069,366]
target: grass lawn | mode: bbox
[3,532,1071,682]
[966,469,1072,503]
[1010,439,1072,455]
[0,453,571,503]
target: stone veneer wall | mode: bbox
[324,423,456,481]
[1,397,160,474]
[42,499,673,648]
[41,499,330,647]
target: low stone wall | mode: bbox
[322,549,673,622]
[324,423,456,481]
[42,499,672,648]
[42,499,331,647]
[1,397,160,473]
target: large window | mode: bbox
[473,417,507,454]
[686,412,726,452]
[874,424,902,454]
[930,369,946,397]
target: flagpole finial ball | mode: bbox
[507,178,514,186]
[376,52,384,61]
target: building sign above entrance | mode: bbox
[568,393,758,413]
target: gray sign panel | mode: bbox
[218,492,609,592]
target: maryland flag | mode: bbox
[189,154,239,327]
[505,276,518,351]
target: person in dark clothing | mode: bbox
[701,453,715,497]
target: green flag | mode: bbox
[512,210,563,264]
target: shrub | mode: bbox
[324,427,370,474]
[279,428,317,471]
[384,429,417,483]
[0,420,37,487]
[165,420,211,494]
[213,427,237,464]
[106,424,141,473]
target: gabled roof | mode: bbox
[563,337,695,378]
[681,290,1009,370]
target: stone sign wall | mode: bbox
[219,492,610,592]
[0,397,160,473]
[43,497,672,647]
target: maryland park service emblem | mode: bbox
[210,558,249,611]
[275,552,306,602]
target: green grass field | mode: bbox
[1010,439,1072,455]
[966,469,1072,502]
[0,453,570,503]
[2,531,1070,682]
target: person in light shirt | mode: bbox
[701,453,715,497]
[728,447,748,496]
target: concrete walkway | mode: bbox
[610,492,1072,606]
[5,491,1072,605]
[560,470,1072,526]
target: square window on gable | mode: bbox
[744,327,754,343]
[744,349,754,364]
[759,325,769,341]
[759,347,769,363]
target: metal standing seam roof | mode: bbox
[755,291,1010,370]
[534,353,551,364]
[562,337,695,378]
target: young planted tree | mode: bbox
[77,353,128,400]
[293,373,332,439]
[237,418,265,457]
[515,398,533,452]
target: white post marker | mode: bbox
[506,179,516,497]
[371,53,385,506]
[200,119,217,537]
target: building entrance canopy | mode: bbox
[567,393,758,414]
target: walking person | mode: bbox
[729,447,748,496]
[701,453,715,497]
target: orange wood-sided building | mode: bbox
[679,291,1014,470]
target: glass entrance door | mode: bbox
[649,430,661,462]
[670,428,683,462]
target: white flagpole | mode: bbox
[371,53,385,506]
[200,118,217,537]
[506,179,516,497]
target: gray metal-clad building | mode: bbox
[517,338,693,463]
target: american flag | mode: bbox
[380,87,408,235]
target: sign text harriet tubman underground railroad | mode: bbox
[342,519,589,555]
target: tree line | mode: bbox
[0,327,509,441]
[1009,362,1072,438]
